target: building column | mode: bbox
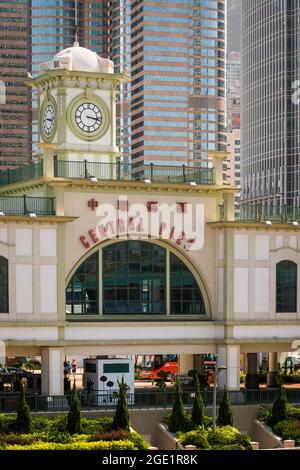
[217,345,240,390]
[0,340,6,366]
[41,347,64,395]
[267,352,278,387]
[194,354,206,376]
[246,353,259,389]
[179,354,194,374]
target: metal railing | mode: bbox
[54,160,215,185]
[0,195,55,216]
[1,388,300,413]
[219,204,300,223]
[0,161,43,186]
[239,205,300,223]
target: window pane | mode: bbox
[276,261,297,313]
[66,252,99,315]
[0,257,8,313]
[170,253,206,315]
[102,241,166,315]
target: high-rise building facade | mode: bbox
[0,0,109,166]
[1,0,226,170]
[109,0,226,169]
[241,0,300,207]
[224,51,241,203]
[0,0,31,169]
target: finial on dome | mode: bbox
[73,40,79,47]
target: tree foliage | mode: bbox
[112,377,130,431]
[67,381,82,434]
[217,386,233,427]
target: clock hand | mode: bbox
[86,115,102,122]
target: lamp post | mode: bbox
[212,364,227,432]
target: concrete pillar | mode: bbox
[217,345,240,390]
[179,354,194,374]
[267,352,278,387]
[41,347,64,395]
[223,192,235,222]
[194,354,205,375]
[0,340,6,366]
[246,353,259,389]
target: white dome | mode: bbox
[40,43,114,74]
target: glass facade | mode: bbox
[66,251,98,315]
[66,241,206,317]
[110,0,226,169]
[276,260,297,313]
[103,241,166,314]
[0,257,8,313]
[0,0,31,169]
[241,0,300,207]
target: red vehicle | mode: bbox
[138,355,178,380]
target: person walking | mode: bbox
[71,359,77,374]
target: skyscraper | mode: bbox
[224,52,241,199]
[0,0,109,167]
[1,0,226,170]
[0,0,31,169]
[241,0,300,207]
[110,0,226,169]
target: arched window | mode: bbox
[66,252,98,315]
[0,256,8,313]
[276,261,297,313]
[66,241,207,317]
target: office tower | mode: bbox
[109,0,131,165]
[0,0,31,169]
[241,0,300,207]
[224,52,241,199]
[110,0,226,169]
[0,0,109,166]
[1,0,226,169]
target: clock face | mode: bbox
[67,95,109,141]
[40,98,57,142]
[43,104,55,136]
[75,102,103,133]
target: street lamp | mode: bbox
[212,364,227,432]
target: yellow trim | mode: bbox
[208,221,300,230]
[0,215,77,223]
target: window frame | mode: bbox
[276,260,297,313]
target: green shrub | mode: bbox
[257,406,272,425]
[67,382,81,434]
[0,414,16,433]
[15,386,33,434]
[271,389,287,426]
[179,425,252,450]
[0,433,35,445]
[4,439,137,451]
[191,375,205,427]
[129,432,149,450]
[287,405,300,420]
[81,417,113,434]
[273,419,300,445]
[217,386,233,427]
[179,427,210,450]
[112,377,130,431]
[168,376,189,433]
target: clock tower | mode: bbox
[27,43,128,177]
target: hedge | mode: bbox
[3,440,137,451]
